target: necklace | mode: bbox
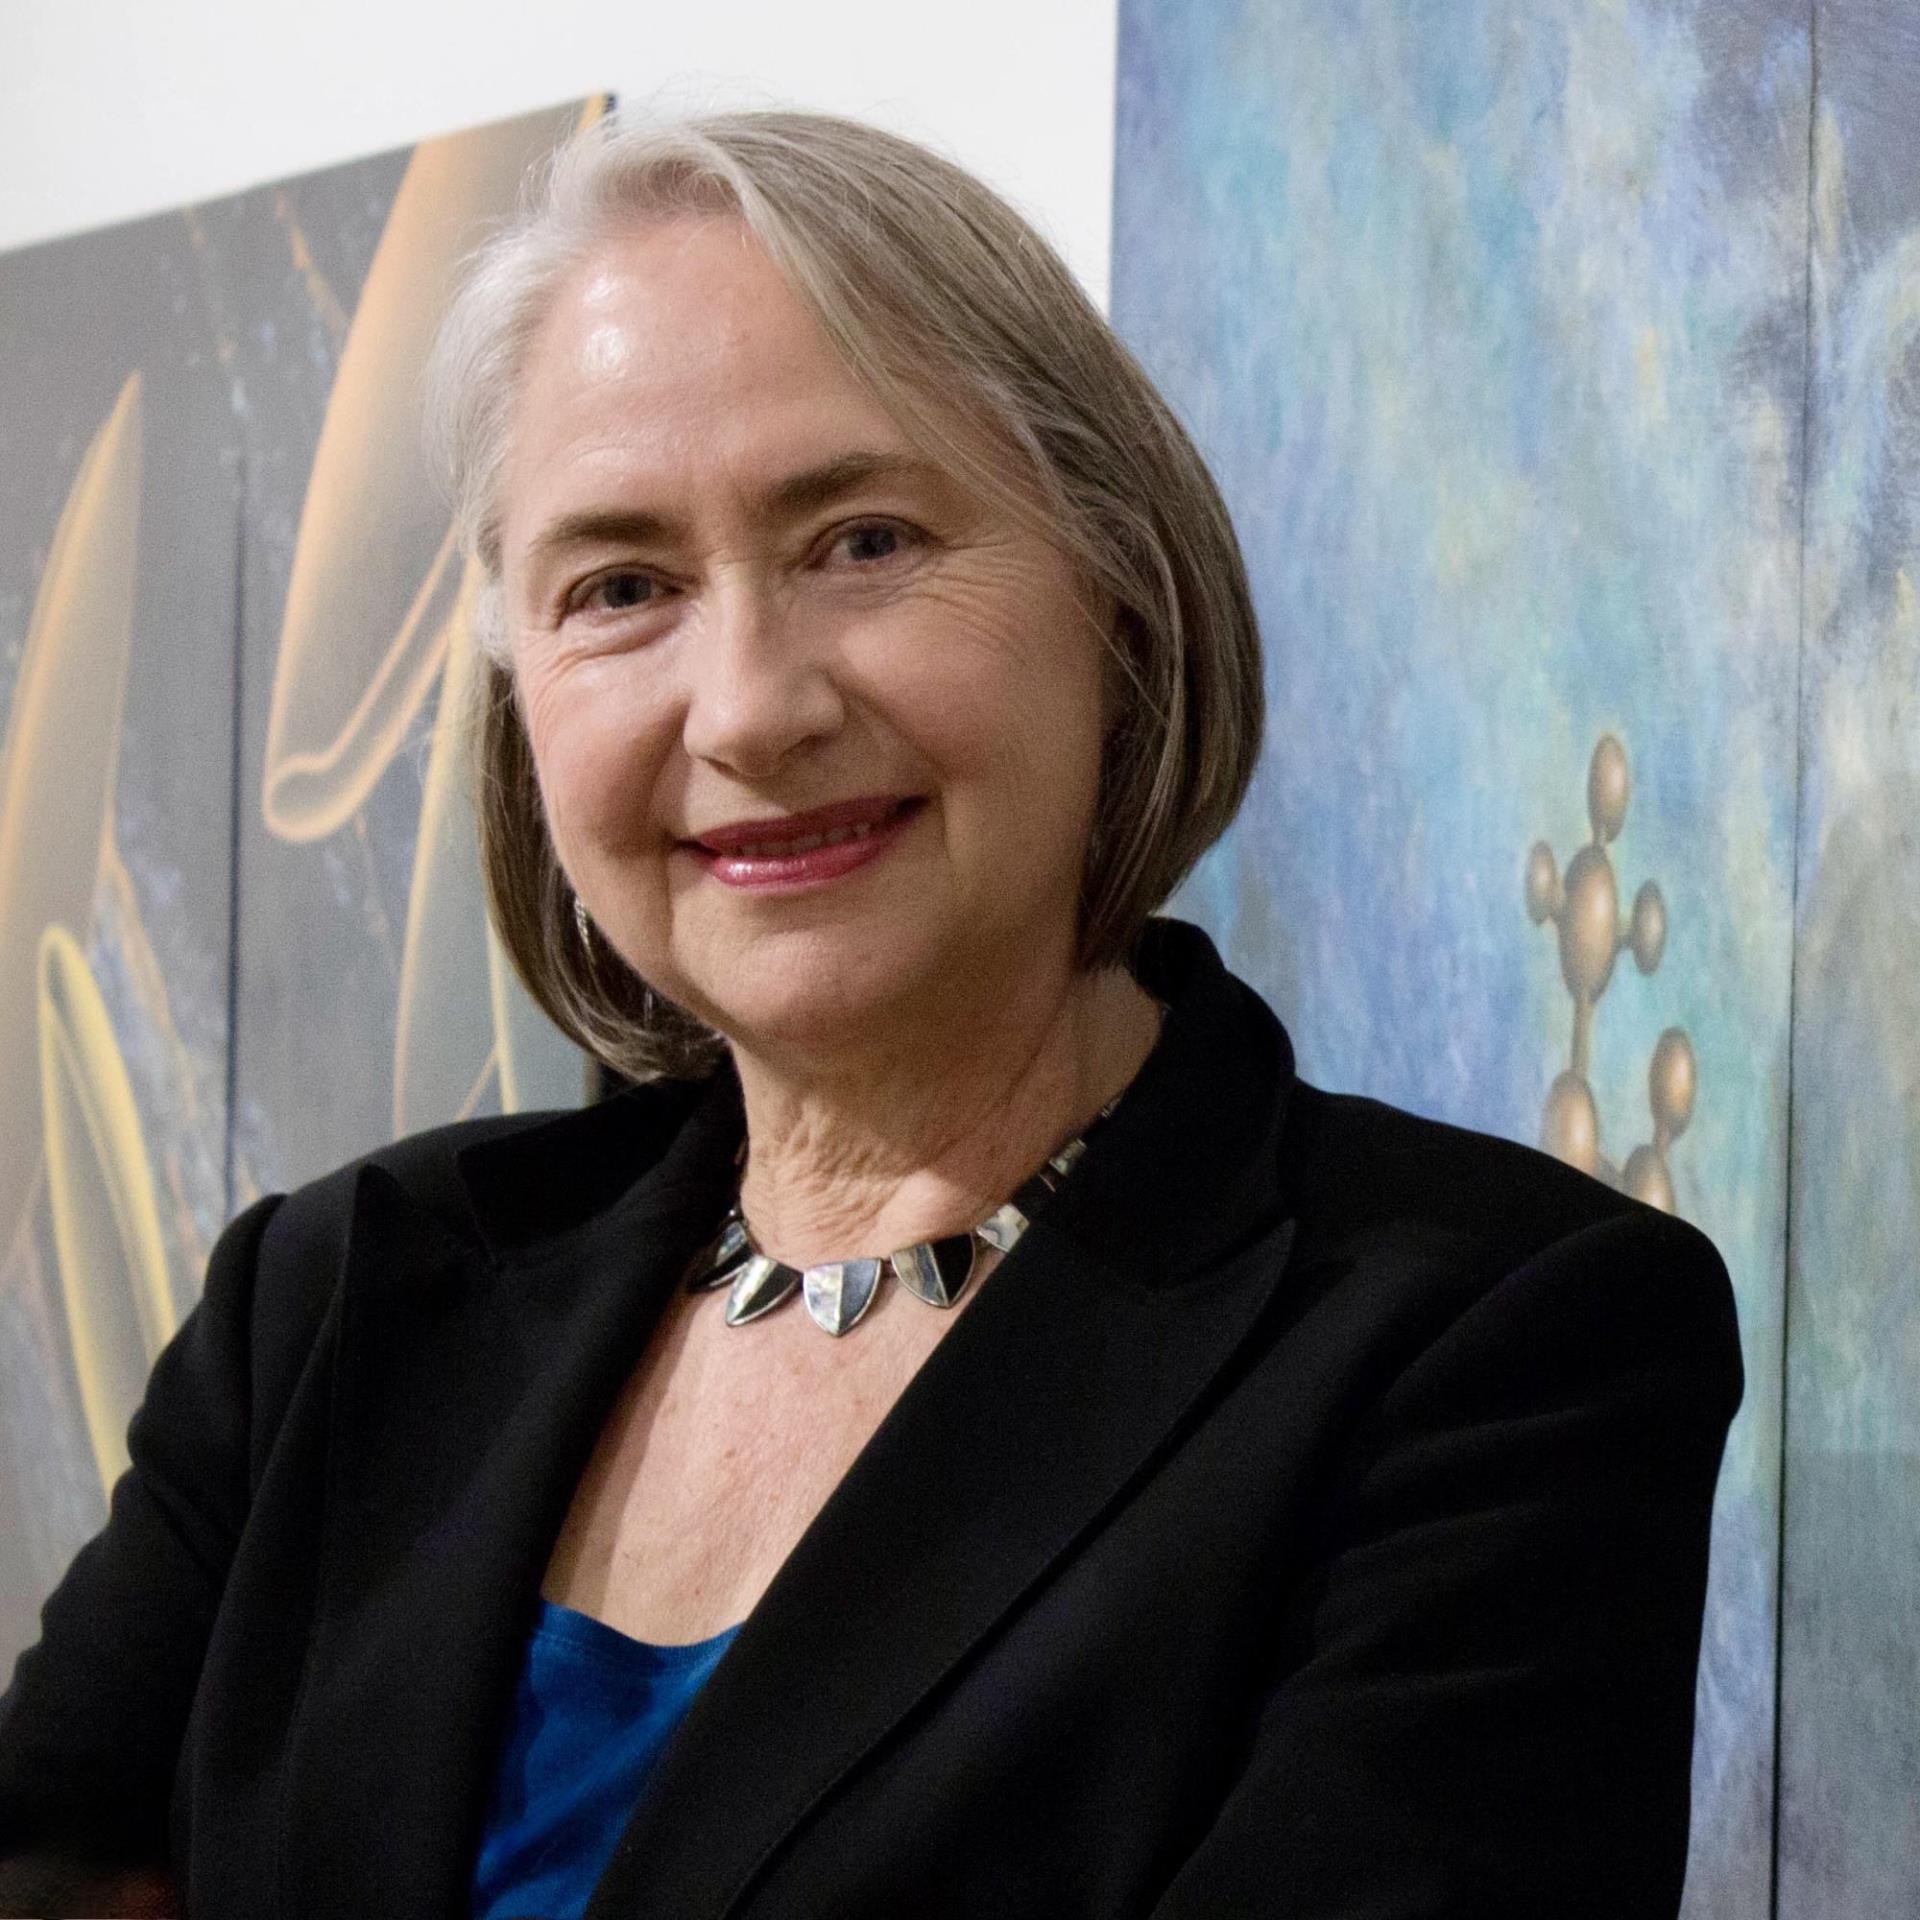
[680,1082,1137,1338]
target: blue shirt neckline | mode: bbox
[530,1596,744,1667]
[470,1597,746,1920]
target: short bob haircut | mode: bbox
[422,106,1265,1083]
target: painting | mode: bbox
[0,103,593,1676]
[1114,3,1815,1911]
[1778,0,1920,1904]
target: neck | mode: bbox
[726,955,1164,1269]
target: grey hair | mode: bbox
[422,106,1265,1082]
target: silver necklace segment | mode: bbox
[681,1096,1123,1337]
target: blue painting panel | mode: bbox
[1113,5,1804,1913]
[1779,0,1920,1908]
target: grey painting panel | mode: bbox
[0,99,595,1682]
[0,212,238,1668]
[205,107,590,1202]
[206,141,421,1195]
[1780,0,1920,1907]
[1112,5,1805,1912]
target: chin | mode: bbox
[695,947,936,1049]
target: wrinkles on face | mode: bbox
[495,214,1112,1094]
[516,524,1099,881]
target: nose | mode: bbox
[678,567,845,777]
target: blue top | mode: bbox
[470,1599,744,1920]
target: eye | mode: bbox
[824,519,921,567]
[568,569,662,617]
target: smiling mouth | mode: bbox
[680,797,926,889]
[722,814,899,858]
[685,796,923,857]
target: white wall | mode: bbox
[0,0,1119,306]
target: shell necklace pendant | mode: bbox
[680,1094,1125,1337]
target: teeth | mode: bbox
[732,818,882,859]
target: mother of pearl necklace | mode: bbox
[680,1043,1155,1337]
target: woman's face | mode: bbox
[498,215,1112,1058]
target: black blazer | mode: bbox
[0,916,1743,1919]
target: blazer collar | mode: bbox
[1030,912,1298,1285]
[287,915,1299,1918]
[450,1042,746,1255]
[279,1131,743,1914]
[589,916,1302,1916]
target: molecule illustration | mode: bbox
[1524,735,1697,1214]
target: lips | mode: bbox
[683,795,925,894]
[688,795,920,855]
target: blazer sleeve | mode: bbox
[0,1191,287,1876]
[1147,1204,1745,1920]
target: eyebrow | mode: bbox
[520,450,944,576]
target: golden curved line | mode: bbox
[486,926,521,1113]
[274,189,352,347]
[0,373,142,1253]
[488,915,584,1115]
[392,561,497,1133]
[261,98,607,845]
[38,923,176,1496]
[392,560,582,1132]
[97,837,213,1323]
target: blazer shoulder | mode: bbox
[236,1106,543,1298]
[1280,1080,1735,1358]
[1290,1077,1712,1244]
[256,1079,694,1250]
[270,1102,572,1232]
[239,1073,718,1320]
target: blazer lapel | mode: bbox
[586,917,1301,1919]
[278,1068,748,1917]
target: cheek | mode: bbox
[877,599,1105,839]
[514,658,666,871]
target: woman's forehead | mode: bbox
[502,225,1008,550]
[533,218,837,406]
[505,240,893,513]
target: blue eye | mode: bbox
[578,570,656,613]
[842,523,901,562]
[832,520,922,567]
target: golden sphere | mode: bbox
[1650,1028,1697,1138]
[1542,1071,1601,1175]
[1560,845,1620,1000]
[1622,1144,1675,1213]
[1588,735,1630,844]
[1525,842,1562,924]
[1629,880,1667,974]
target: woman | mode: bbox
[0,110,1741,1918]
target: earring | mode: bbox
[574,895,658,1027]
